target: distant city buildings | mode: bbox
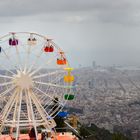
[69,66,140,140]
[92,61,96,68]
[88,78,94,89]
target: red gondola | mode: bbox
[49,46,54,52]
[44,45,54,52]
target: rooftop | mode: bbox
[0,133,78,140]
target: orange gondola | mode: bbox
[57,51,67,65]
[57,58,67,65]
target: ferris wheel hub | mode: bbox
[13,70,33,90]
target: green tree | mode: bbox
[112,133,132,140]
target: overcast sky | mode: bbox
[0,0,140,67]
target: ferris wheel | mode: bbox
[0,32,75,140]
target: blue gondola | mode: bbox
[57,112,68,118]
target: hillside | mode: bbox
[79,123,133,140]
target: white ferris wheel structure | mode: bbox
[0,32,75,140]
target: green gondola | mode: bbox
[64,94,75,100]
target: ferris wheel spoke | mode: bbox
[40,87,53,104]
[36,85,62,106]
[49,104,63,117]
[0,74,13,79]
[25,89,32,121]
[43,101,63,118]
[44,85,56,102]
[39,86,51,102]
[0,64,16,75]
[34,67,64,85]
[43,73,63,98]
[33,86,62,105]
[23,42,32,72]
[20,41,41,73]
[3,70,13,96]
[33,81,71,89]
[42,71,67,100]
[27,50,43,73]
[43,100,54,110]
[44,99,63,119]
[28,89,53,130]
[26,40,45,73]
[1,48,19,70]
[1,89,18,120]
[29,55,57,77]
[48,102,60,114]
[13,95,18,122]
[0,81,13,87]
[26,41,44,68]
[15,46,22,71]
[26,89,38,139]
[32,70,64,79]
[29,89,49,116]
[15,90,22,140]
[0,86,15,98]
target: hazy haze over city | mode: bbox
[0,0,140,67]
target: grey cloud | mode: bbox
[0,0,97,16]
[0,0,139,25]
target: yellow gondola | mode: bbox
[64,67,74,83]
[64,75,74,83]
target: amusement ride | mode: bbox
[0,32,75,140]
